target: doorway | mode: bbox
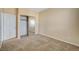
[20,16,29,37]
[20,16,36,37]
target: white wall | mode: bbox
[39,8,79,46]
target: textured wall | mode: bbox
[39,8,79,46]
[0,8,16,14]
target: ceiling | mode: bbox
[28,8,48,12]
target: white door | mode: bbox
[3,13,10,40]
[3,13,16,40]
[0,13,1,48]
[0,13,2,47]
[9,14,16,38]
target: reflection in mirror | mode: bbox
[29,16,36,35]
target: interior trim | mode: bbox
[39,32,79,47]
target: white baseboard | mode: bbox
[39,32,79,47]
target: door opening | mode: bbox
[20,16,36,38]
[20,16,29,37]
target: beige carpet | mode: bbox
[0,34,79,51]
